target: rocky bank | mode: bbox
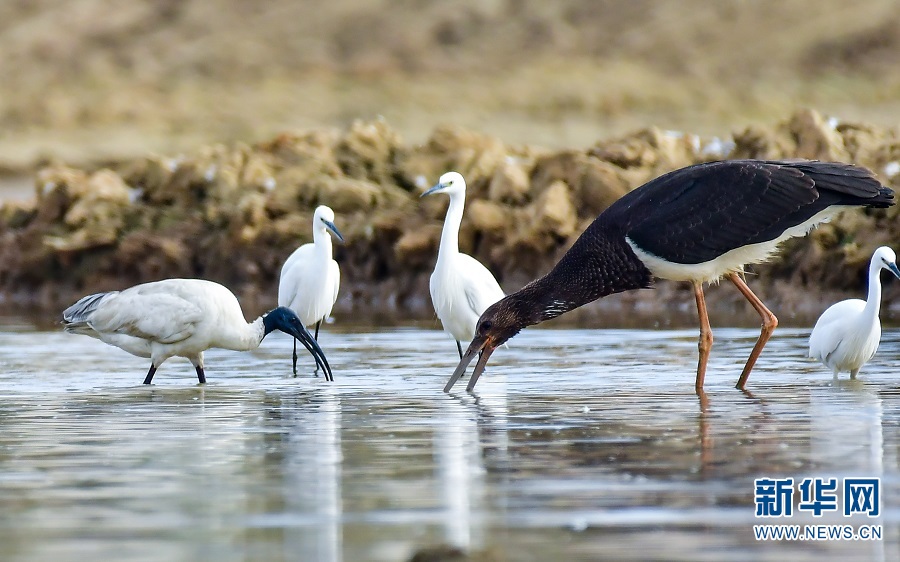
[2,109,899,325]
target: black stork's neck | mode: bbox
[509,226,654,327]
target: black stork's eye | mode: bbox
[479,320,493,332]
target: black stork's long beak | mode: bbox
[444,336,496,392]
[287,324,334,381]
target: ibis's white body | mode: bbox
[426,172,505,345]
[278,206,341,328]
[809,246,900,378]
[66,279,267,370]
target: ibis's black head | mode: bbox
[443,296,529,393]
[262,307,333,381]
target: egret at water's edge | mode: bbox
[278,205,343,375]
[444,159,895,393]
[62,279,333,384]
[809,246,900,379]
[422,171,505,359]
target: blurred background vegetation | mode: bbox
[1,0,898,170]
[1,0,899,320]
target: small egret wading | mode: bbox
[63,278,332,384]
[809,246,900,379]
[422,172,505,358]
[444,159,894,393]
[278,205,343,375]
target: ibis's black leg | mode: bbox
[143,365,157,385]
[292,339,298,377]
[196,365,206,384]
[728,273,778,391]
[456,340,463,360]
[692,281,713,394]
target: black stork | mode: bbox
[444,159,894,393]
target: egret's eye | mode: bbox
[480,320,493,332]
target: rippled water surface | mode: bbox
[1,323,899,561]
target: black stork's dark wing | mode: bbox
[616,159,892,265]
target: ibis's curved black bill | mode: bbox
[286,324,334,381]
[444,336,496,392]
[264,307,334,381]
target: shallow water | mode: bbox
[1,323,899,561]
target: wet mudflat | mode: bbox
[0,323,898,561]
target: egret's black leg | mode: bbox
[692,281,713,394]
[456,340,463,360]
[729,273,778,391]
[196,365,206,384]
[292,339,298,377]
[143,365,157,385]
[312,321,322,377]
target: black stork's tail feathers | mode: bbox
[615,159,894,266]
[62,291,114,332]
[785,160,893,205]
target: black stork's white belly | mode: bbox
[626,205,852,283]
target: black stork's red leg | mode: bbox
[729,272,778,390]
[692,281,714,394]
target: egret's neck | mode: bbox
[862,262,885,322]
[437,191,464,262]
[313,227,333,257]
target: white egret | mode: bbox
[422,171,505,358]
[62,278,332,384]
[809,246,900,379]
[278,205,343,375]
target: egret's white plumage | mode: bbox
[422,172,505,357]
[278,205,343,374]
[809,246,900,378]
[63,278,332,383]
